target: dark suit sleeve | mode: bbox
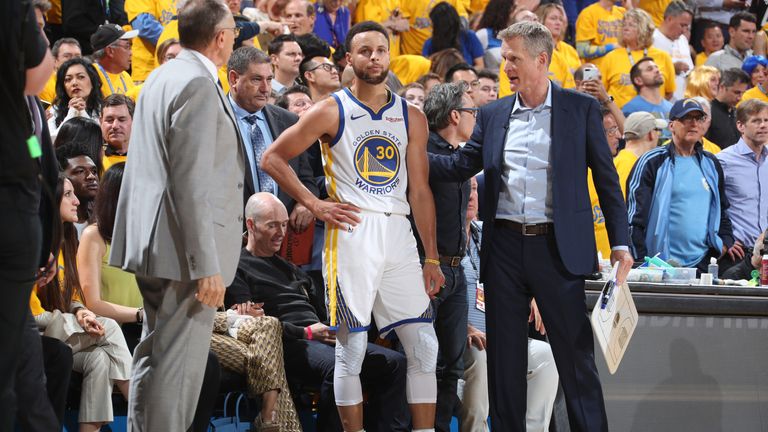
[712,155,734,249]
[584,97,629,249]
[626,156,657,260]
[428,106,486,182]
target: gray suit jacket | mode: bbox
[109,49,246,286]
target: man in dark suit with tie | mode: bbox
[429,22,634,432]
[227,46,319,233]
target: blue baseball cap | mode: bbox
[669,98,705,120]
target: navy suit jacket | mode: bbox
[430,83,629,278]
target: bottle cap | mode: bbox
[710,257,717,264]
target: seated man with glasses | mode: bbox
[90,24,138,96]
[420,81,477,431]
[626,98,735,273]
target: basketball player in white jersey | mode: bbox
[262,21,444,432]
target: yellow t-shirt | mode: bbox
[95,64,136,97]
[637,0,669,27]
[575,3,625,51]
[390,54,431,85]
[103,154,127,172]
[399,0,437,55]
[588,149,638,259]
[600,46,676,108]
[556,41,582,73]
[587,169,611,259]
[399,0,466,55]
[125,0,178,82]
[695,51,709,66]
[548,50,576,89]
[126,83,142,102]
[739,85,768,105]
[46,0,62,24]
[353,0,402,57]
[702,136,722,154]
[469,0,490,14]
[499,59,511,98]
[613,148,639,198]
[39,73,57,105]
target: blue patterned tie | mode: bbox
[244,113,275,194]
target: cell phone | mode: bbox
[582,67,599,81]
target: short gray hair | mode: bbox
[498,21,554,66]
[664,0,693,20]
[228,46,271,74]
[423,81,468,131]
[690,96,711,114]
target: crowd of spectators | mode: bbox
[13,0,768,429]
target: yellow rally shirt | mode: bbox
[354,0,402,57]
[95,64,137,97]
[575,3,625,53]
[126,0,178,82]
[600,46,675,108]
[588,149,638,259]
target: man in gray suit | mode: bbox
[108,0,245,429]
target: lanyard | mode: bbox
[96,62,128,94]
[627,48,649,66]
[760,83,768,96]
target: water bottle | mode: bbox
[708,257,719,280]
[762,255,768,286]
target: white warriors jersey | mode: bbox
[322,88,412,215]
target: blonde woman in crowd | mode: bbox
[684,65,721,100]
[537,3,581,73]
[600,8,676,107]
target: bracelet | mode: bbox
[305,325,313,340]
[136,307,144,324]
[424,258,440,266]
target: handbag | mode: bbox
[210,392,251,431]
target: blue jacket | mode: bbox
[626,142,734,262]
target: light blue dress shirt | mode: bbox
[495,83,628,252]
[716,138,768,247]
[497,83,554,223]
[229,96,275,193]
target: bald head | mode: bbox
[245,193,289,257]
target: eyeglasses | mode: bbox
[605,126,620,136]
[677,114,707,124]
[457,107,479,118]
[308,63,336,73]
[110,41,132,51]
[220,26,241,38]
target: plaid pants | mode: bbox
[210,314,301,431]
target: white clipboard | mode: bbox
[590,263,638,374]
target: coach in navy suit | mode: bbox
[429,22,633,432]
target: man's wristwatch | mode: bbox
[601,95,615,105]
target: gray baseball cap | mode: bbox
[623,112,668,140]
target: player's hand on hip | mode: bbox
[290,203,315,233]
[312,200,361,230]
[422,261,445,299]
[196,274,226,308]
[610,250,634,286]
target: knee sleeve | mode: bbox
[395,322,438,404]
[333,326,367,406]
[334,326,368,377]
